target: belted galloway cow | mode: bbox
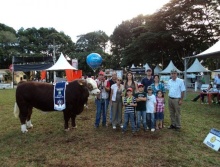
[14,78,100,133]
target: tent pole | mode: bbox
[53,40,56,83]
[184,58,187,100]
[12,56,14,89]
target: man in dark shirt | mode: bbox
[141,68,154,93]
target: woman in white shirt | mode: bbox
[110,77,124,129]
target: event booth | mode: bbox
[13,53,82,84]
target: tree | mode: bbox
[114,0,220,70]
[75,30,108,53]
[110,15,146,69]
[0,24,17,68]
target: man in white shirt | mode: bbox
[167,69,186,130]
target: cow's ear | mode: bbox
[77,79,86,86]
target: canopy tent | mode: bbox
[154,64,162,74]
[160,60,182,74]
[143,63,151,70]
[214,69,220,72]
[47,53,77,70]
[130,64,136,68]
[190,40,220,59]
[186,58,210,73]
[183,40,220,99]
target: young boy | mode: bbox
[146,86,156,132]
[135,84,147,131]
[122,88,137,133]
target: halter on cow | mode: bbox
[14,78,100,133]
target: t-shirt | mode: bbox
[123,96,136,113]
[141,76,154,93]
[135,92,147,111]
[146,94,156,113]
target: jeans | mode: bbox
[146,113,155,129]
[123,112,136,132]
[136,111,147,130]
[95,99,109,127]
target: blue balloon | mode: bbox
[86,53,102,69]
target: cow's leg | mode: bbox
[63,111,70,131]
[71,114,77,129]
[26,107,33,129]
[19,106,29,133]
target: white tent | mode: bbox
[131,64,136,68]
[186,58,210,73]
[143,63,150,70]
[190,40,220,58]
[160,60,182,74]
[214,69,220,72]
[47,53,77,70]
[154,65,162,74]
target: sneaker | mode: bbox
[167,125,176,129]
[94,125,99,128]
[113,126,116,129]
[120,125,123,129]
[175,127,181,131]
[151,128,155,132]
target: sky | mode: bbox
[0,0,170,42]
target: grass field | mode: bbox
[0,89,220,167]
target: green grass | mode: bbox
[0,89,220,166]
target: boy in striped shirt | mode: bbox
[122,88,137,133]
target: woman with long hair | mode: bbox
[151,75,166,96]
[124,71,138,94]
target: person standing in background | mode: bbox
[124,71,138,95]
[122,88,137,134]
[94,71,110,128]
[108,71,118,125]
[110,77,124,129]
[146,86,156,132]
[135,84,147,131]
[167,69,186,130]
[141,68,154,93]
[151,75,165,96]
[155,90,165,130]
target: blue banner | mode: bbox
[54,82,66,111]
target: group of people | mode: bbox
[94,68,186,133]
[191,74,220,104]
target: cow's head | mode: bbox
[86,78,100,95]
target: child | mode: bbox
[135,84,147,131]
[122,88,137,133]
[155,90,165,129]
[146,86,156,132]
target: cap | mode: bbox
[127,88,133,92]
[171,69,177,73]
[146,68,152,72]
[147,86,152,90]
[138,84,144,88]
[99,71,105,75]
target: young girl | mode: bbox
[146,86,156,132]
[155,90,165,129]
[122,88,137,133]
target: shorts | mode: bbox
[155,112,164,121]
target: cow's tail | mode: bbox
[14,102,20,118]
